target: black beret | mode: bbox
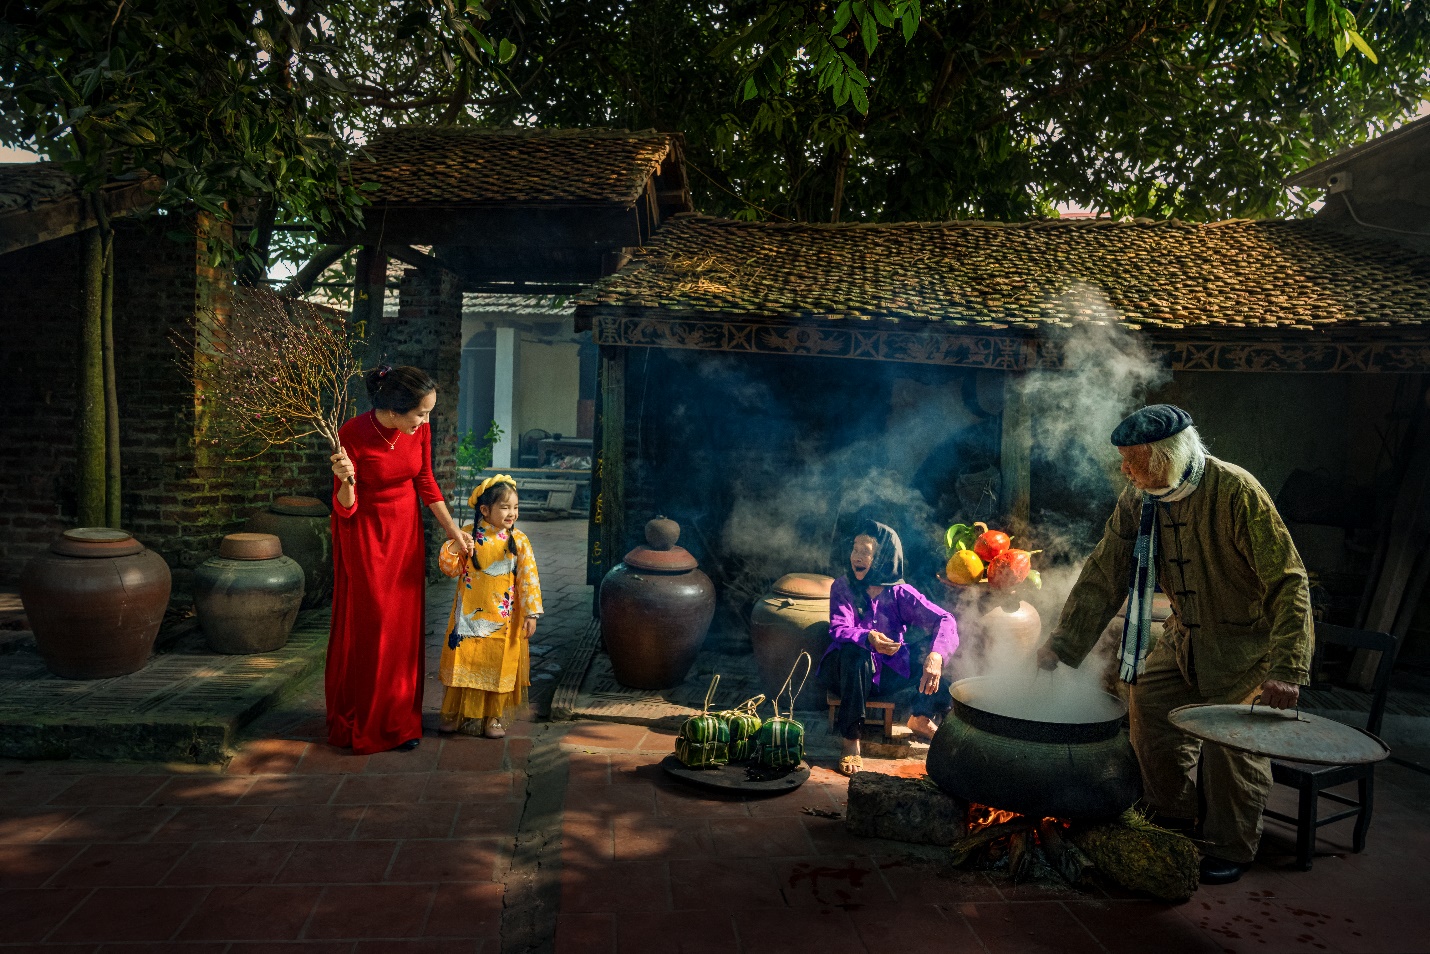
[1110,404,1193,447]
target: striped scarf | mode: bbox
[1119,449,1206,683]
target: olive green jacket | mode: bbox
[1050,457,1314,697]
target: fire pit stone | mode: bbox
[845,771,968,847]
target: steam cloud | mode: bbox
[713,284,1166,718]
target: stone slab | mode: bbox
[845,770,968,846]
[0,609,329,763]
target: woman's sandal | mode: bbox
[484,718,507,740]
[838,754,863,777]
[437,718,464,734]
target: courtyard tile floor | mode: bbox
[2,517,1429,952]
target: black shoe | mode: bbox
[393,738,421,752]
[1199,855,1250,885]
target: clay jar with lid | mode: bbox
[192,533,305,654]
[750,573,835,705]
[599,516,716,689]
[244,495,332,609]
[21,528,172,679]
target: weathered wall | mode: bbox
[388,266,465,566]
[0,216,334,586]
[516,334,580,441]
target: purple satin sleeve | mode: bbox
[896,585,959,659]
[827,577,868,647]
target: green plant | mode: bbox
[453,419,504,525]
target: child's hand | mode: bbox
[522,618,537,639]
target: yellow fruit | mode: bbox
[945,547,984,585]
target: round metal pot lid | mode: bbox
[270,495,330,517]
[771,573,835,600]
[623,545,698,573]
[219,532,284,561]
[1169,703,1389,765]
[51,528,143,558]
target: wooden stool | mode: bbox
[826,691,896,742]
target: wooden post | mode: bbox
[1000,371,1032,534]
[589,346,626,598]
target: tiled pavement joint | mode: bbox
[500,723,571,954]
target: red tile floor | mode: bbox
[551,726,1430,954]
[2,723,1429,952]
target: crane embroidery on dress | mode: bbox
[449,613,504,649]
[483,555,517,576]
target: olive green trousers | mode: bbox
[1129,643,1272,864]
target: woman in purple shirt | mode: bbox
[822,520,959,776]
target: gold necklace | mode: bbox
[370,411,400,450]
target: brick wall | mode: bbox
[385,265,464,569]
[0,215,333,586]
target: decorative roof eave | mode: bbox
[579,306,1430,374]
[0,173,163,257]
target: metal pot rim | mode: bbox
[949,675,1126,744]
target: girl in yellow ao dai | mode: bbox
[438,476,543,739]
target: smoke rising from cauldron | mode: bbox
[708,284,1166,716]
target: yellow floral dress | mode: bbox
[439,520,543,724]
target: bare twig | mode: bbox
[174,289,366,470]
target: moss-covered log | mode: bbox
[1068,813,1199,902]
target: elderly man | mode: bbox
[1036,404,1313,885]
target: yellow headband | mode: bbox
[469,474,517,508]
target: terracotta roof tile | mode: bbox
[352,127,674,206]
[576,214,1430,335]
[0,163,78,213]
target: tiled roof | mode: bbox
[576,214,1430,335]
[0,163,77,213]
[351,127,676,206]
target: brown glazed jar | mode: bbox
[192,533,305,654]
[750,573,834,703]
[244,495,331,609]
[599,516,715,689]
[20,528,172,679]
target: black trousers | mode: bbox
[821,641,952,741]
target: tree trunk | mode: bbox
[78,226,106,527]
[101,222,120,528]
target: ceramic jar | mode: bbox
[20,528,172,679]
[599,516,716,689]
[244,495,331,609]
[192,533,305,654]
[750,573,834,704]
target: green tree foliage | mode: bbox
[490,0,1430,222]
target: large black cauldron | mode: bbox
[926,675,1142,819]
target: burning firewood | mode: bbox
[948,816,1036,868]
[1038,819,1095,888]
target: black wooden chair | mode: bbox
[1263,621,1396,870]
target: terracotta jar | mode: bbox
[20,528,172,679]
[244,495,331,609]
[750,573,834,704]
[599,516,716,689]
[192,533,305,654]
